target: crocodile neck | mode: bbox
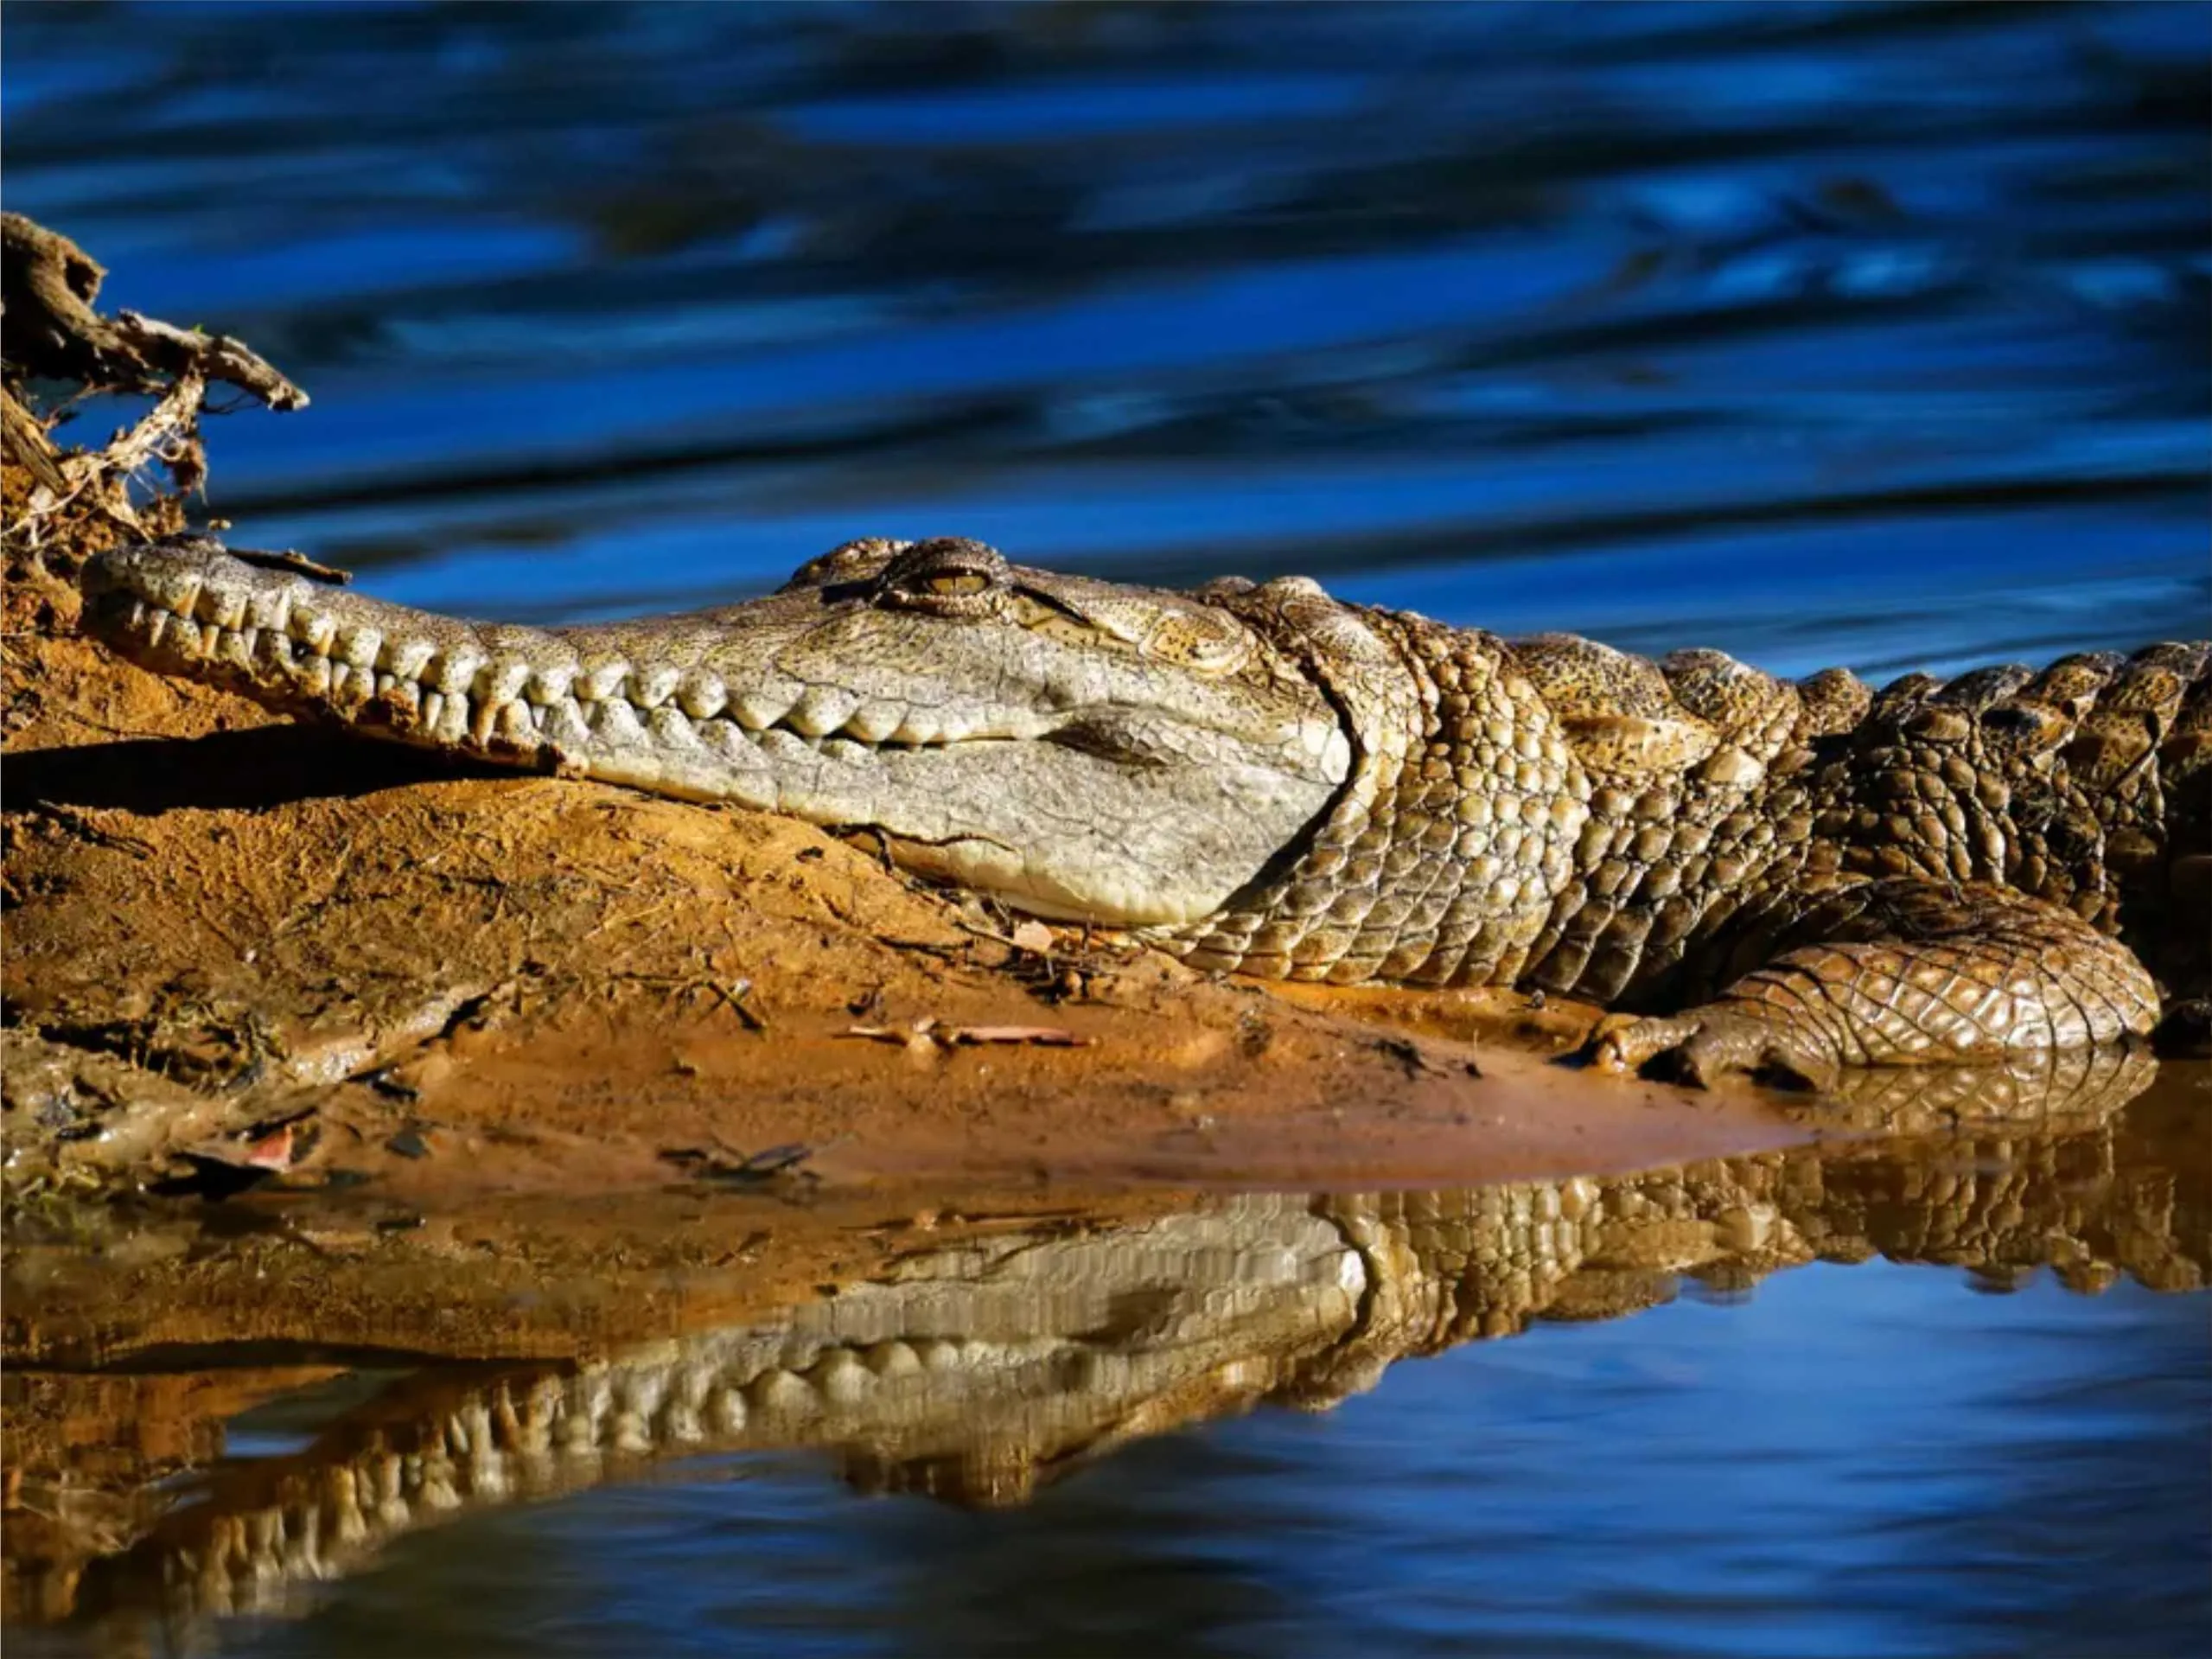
[1159,593,1589,987]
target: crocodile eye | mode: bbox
[922,571,991,597]
[878,538,1010,616]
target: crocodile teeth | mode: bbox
[432,694,471,744]
[526,664,577,705]
[213,627,255,672]
[591,698,647,745]
[336,626,384,671]
[757,729,817,764]
[730,690,793,732]
[486,699,535,746]
[153,574,203,620]
[475,658,532,705]
[376,636,431,681]
[245,587,292,630]
[580,660,630,704]
[197,586,246,629]
[649,707,701,749]
[676,673,726,721]
[843,700,907,743]
[333,662,376,712]
[819,737,870,765]
[429,649,484,696]
[379,674,421,720]
[628,666,682,710]
[787,686,858,738]
[418,689,443,729]
[545,699,593,750]
[291,609,336,654]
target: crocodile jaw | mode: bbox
[81,539,1353,927]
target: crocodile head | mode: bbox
[83,536,1355,926]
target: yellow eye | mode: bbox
[926,571,991,597]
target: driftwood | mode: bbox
[2,212,304,406]
[1,213,306,541]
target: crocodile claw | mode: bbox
[1590,1008,1840,1092]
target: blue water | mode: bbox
[5,2,2206,678]
[206,1267,2206,1659]
[5,4,2210,1656]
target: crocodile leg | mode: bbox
[1592,879,2160,1088]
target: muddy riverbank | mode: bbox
[0,214,2181,1231]
[10,488,1830,1198]
[2,217,1821,1216]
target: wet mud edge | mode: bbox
[0,450,1813,1222]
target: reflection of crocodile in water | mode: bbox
[19,1089,2206,1633]
[85,536,2209,1085]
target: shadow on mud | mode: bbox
[5,726,500,816]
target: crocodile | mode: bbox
[80,533,2211,1085]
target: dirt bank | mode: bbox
[8,523,1817,1204]
[0,216,2164,1234]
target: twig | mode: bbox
[227,546,353,585]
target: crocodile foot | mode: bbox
[1591,1008,1839,1090]
[1590,880,2159,1090]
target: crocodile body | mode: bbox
[81,535,2210,1082]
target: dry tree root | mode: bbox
[2,211,307,557]
[2,218,316,1193]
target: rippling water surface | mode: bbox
[8,1086,2210,1657]
[7,2,2208,673]
[4,3,2209,1655]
